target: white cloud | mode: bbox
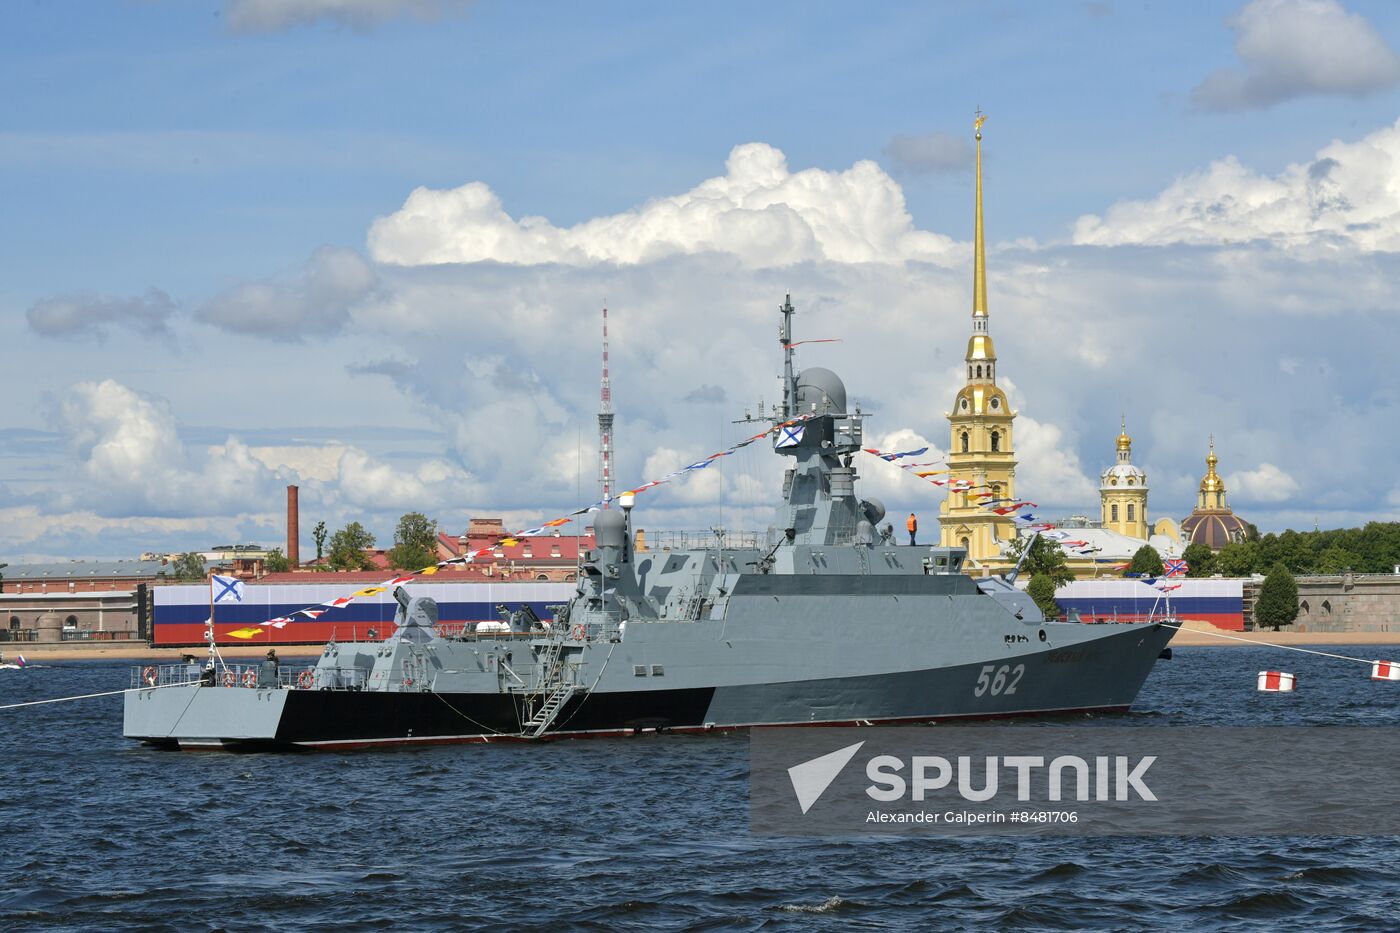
[197,247,378,338]
[53,380,284,518]
[1226,462,1302,502]
[368,143,960,268]
[24,122,1400,553]
[1192,0,1400,111]
[225,0,472,33]
[1073,117,1400,250]
[883,133,975,174]
[642,448,725,506]
[26,288,176,339]
[45,380,478,524]
[248,445,352,483]
[335,448,480,511]
[1013,416,1098,507]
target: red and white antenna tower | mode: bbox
[598,306,614,506]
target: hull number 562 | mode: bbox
[974,663,1025,697]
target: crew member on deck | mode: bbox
[259,649,280,689]
[907,513,918,546]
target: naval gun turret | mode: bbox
[390,586,438,644]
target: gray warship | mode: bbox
[125,297,1174,750]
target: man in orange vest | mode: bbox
[906,512,918,546]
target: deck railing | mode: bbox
[128,662,363,690]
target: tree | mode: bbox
[264,547,290,573]
[1181,542,1216,578]
[388,512,439,571]
[313,520,328,563]
[1026,574,1061,620]
[1316,545,1359,575]
[1254,562,1299,631]
[172,552,207,581]
[1006,534,1074,587]
[327,522,377,571]
[1215,541,1259,577]
[1127,544,1163,578]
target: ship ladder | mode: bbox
[522,682,582,738]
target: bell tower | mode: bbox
[1100,417,1149,539]
[939,111,1017,566]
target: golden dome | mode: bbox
[1199,446,1224,494]
[953,383,1008,416]
[966,333,997,361]
[1116,418,1132,452]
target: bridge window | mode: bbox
[535,573,549,581]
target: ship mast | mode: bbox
[779,294,796,419]
[598,306,614,506]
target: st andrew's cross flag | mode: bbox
[211,574,246,604]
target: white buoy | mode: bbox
[1371,661,1399,682]
[1257,671,1297,692]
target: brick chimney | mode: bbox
[286,485,300,567]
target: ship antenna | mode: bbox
[779,294,796,419]
[598,305,614,507]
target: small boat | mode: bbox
[0,654,27,670]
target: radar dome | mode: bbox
[795,367,847,414]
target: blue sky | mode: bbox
[3,0,1400,560]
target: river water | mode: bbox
[1,646,1396,931]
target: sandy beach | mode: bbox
[1167,622,1400,648]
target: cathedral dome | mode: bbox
[1181,511,1249,550]
[952,383,1008,416]
[1181,440,1251,550]
[1101,462,1146,488]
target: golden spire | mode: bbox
[972,109,987,319]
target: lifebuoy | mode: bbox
[142,666,157,686]
[242,668,258,688]
[297,669,315,689]
[222,670,236,687]
[571,624,587,641]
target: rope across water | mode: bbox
[1158,622,1379,665]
